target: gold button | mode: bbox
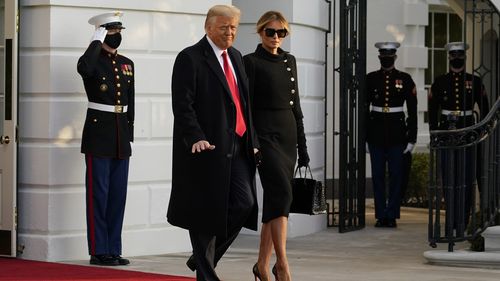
[385,92,389,95]
[117,92,121,96]
[456,95,459,98]
[386,86,389,89]
[284,59,288,62]
[102,77,106,80]
[117,83,121,87]
[455,89,459,92]
[384,103,389,106]
[114,68,118,72]
[116,75,120,79]
[385,98,389,101]
[456,101,459,103]
[289,101,294,106]
[93,119,97,122]
[291,89,296,94]
[385,80,389,84]
[112,61,116,64]
[287,67,291,71]
[117,100,121,104]
[455,83,459,86]
[291,77,295,82]
[386,76,389,79]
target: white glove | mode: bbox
[403,143,415,154]
[366,143,370,154]
[91,27,107,43]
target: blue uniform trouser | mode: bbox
[369,144,405,220]
[85,154,129,256]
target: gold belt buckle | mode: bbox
[114,105,123,113]
[382,107,390,113]
[450,110,461,116]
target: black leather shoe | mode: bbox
[375,219,386,227]
[90,255,119,266]
[386,219,397,228]
[186,255,196,271]
[112,255,130,265]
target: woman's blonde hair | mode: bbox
[255,11,290,34]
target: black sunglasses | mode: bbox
[264,28,288,38]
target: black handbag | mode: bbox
[290,166,327,215]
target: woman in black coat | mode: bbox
[244,11,309,281]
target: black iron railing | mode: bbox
[428,0,500,252]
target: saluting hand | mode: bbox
[91,27,107,43]
[191,140,216,153]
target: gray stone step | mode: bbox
[424,249,500,269]
[483,226,500,251]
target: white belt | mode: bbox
[371,106,404,113]
[441,109,473,116]
[88,102,128,113]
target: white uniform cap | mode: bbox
[88,11,125,29]
[444,42,469,52]
[374,42,401,50]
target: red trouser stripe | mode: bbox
[86,154,96,255]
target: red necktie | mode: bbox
[222,51,246,137]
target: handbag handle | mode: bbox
[294,165,314,179]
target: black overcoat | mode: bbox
[167,36,259,236]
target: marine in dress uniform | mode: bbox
[428,42,489,232]
[77,11,134,266]
[366,42,418,228]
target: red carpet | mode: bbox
[0,258,195,281]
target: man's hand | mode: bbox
[91,27,107,43]
[403,143,415,154]
[191,140,215,153]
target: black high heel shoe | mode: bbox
[272,265,278,281]
[253,263,264,281]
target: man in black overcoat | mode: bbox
[167,5,260,281]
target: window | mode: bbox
[425,11,463,85]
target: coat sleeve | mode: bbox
[243,55,260,150]
[289,56,307,151]
[171,50,206,148]
[128,60,135,142]
[77,40,102,79]
[405,76,418,143]
[476,79,490,121]
[428,83,440,131]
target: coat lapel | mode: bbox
[200,37,233,100]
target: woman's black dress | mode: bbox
[244,44,307,223]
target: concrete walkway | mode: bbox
[69,206,500,280]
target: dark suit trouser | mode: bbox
[369,144,405,220]
[189,138,254,281]
[85,154,129,256]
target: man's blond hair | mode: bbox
[205,5,241,28]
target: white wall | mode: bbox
[16,0,330,261]
[17,0,224,261]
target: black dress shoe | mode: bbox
[112,255,130,265]
[375,219,386,227]
[90,255,119,266]
[186,255,196,271]
[386,219,397,228]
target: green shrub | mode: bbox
[402,152,430,207]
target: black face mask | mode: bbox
[450,58,465,69]
[379,56,395,68]
[104,33,122,49]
